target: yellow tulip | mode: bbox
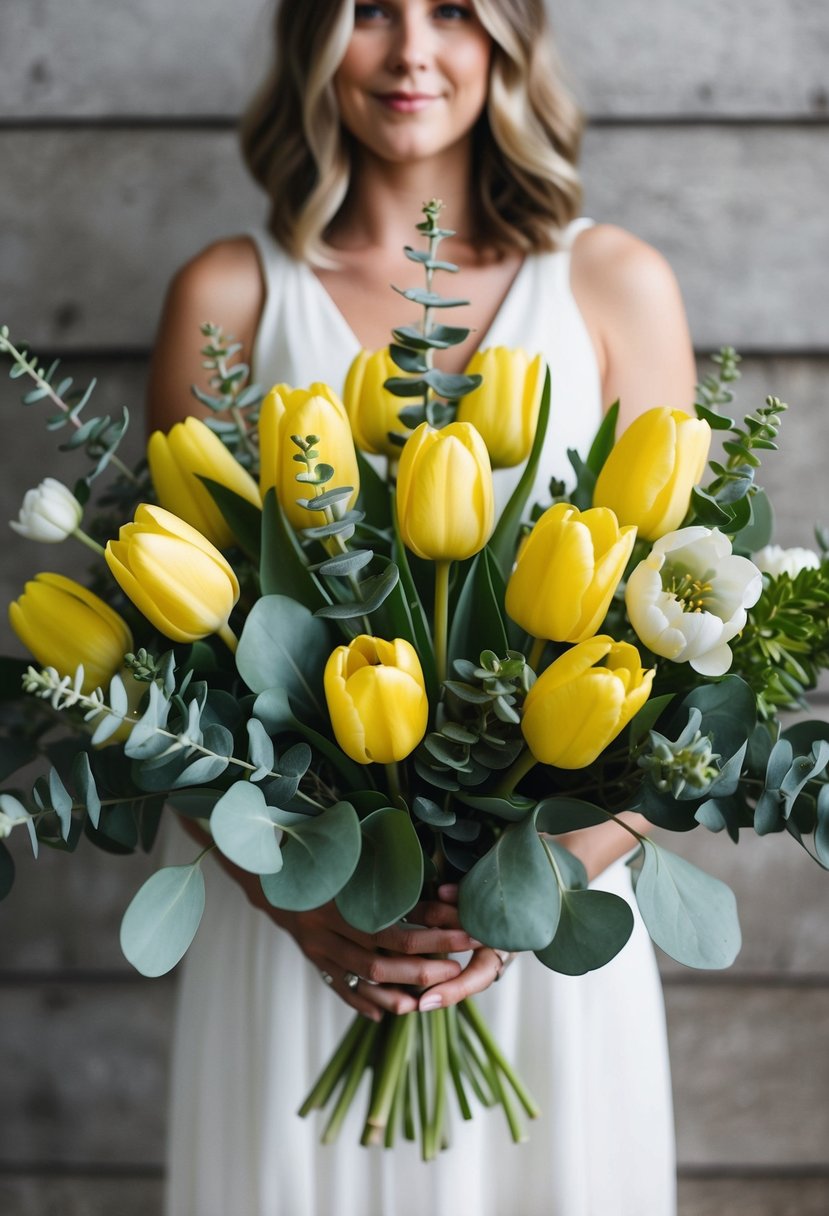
[457,347,546,468]
[258,382,360,531]
[395,421,494,561]
[9,572,133,694]
[506,503,636,644]
[105,505,240,645]
[343,348,406,458]
[593,407,711,541]
[521,636,654,769]
[324,635,429,765]
[147,416,261,550]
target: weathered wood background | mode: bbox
[2,1,828,1212]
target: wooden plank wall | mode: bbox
[1,2,828,1212]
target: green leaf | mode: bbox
[627,694,674,749]
[535,797,611,834]
[389,345,428,374]
[422,368,481,399]
[535,889,634,975]
[260,488,329,610]
[458,806,560,949]
[584,400,619,477]
[260,801,361,911]
[167,788,223,819]
[49,769,73,841]
[237,594,330,723]
[680,676,756,762]
[412,796,456,827]
[315,561,400,620]
[210,782,284,874]
[489,367,551,581]
[120,864,206,977]
[448,547,508,669]
[253,686,368,790]
[391,324,470,351]
[246,718,275,781]
[734,488,774,553]
[815,784,829,867]
[780,741,829,816]
[632,841,741,969]
[336,807,423,932]
[454,791,536,822]
[314,548,374,578]
[394,287,469,308]
[72,752,101,829]
[199,476,262,557]
[355,448,393,530]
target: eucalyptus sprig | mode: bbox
[384,198,482,436]
[190,322,263,467]
[0,325,138,488]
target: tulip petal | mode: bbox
[148,429,221,543]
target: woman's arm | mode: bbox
[145,237,264,433]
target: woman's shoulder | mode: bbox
[164,235,265,341]
[571,222,681,307]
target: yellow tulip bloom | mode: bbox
[258,382,360,531]
[593,407,711,541]
[9,572,133,694]
[147,416,261,550]
[105,505,239,644]
[521,636,654,769]
[395,421,494,561]
[343,348,406,458]
[457,347,546,468]
[324,635,429,765]
[506,503,636,644]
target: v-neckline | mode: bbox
[302,254,531,365]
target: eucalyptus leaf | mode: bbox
[260,801,361,911]
[253,686,367,790]
[210,782,284,874]
[455,791,535,822]
[680,676,756,762]
[315,562,400,619]
[72,751,101,829]
[120,864,206,977]
[336,808,423,932]
[535,797,610,834]
[237,594,330,723]
[48,769,73,841]
[247,718,275,781]
[536,889,634,975]
[412,796,456,827]
[815,784,829,868]
[632,840,741,969]
[458,807,560,950]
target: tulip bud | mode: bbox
[457,347,545,469]
[395,421,494,561]
[147,416,261,550]
[324,635,429,765]
[593,407,711,541]
[506,503,636,643]
[625,526,763,677]
[9,572,133,694]
[343,348,405,458]
[521,636,654,769]
[105,504,240,644]
[258,382,360,531]
[10,478,83,544]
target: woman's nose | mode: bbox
[386,13,433,74]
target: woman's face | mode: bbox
[334,1,492,166]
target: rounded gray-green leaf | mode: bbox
[535,890,634,976]
[120,864,206,977]
[335,807,423,933]
[210,782,284,875]
[261,801,361,912]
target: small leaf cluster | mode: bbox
[730,560,829,717]
[384,199,481,436]
[414,651,532,792]
[1,325,132,488]
[190,322,263,467]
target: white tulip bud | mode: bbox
[10,477,83,543]
[753,544,820,579]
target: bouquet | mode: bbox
[3,201,829,1159]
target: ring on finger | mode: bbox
[492,949,513,982]
[320,970,334,986]
[344,971,360,991]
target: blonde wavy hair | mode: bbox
[240,0,584,264]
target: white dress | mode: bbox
[165,219,677,1216]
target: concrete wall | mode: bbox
[1,2,828,1211]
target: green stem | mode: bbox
[494,748,538,797]
[217,622,238,654]
[321,1018,380,1144]
[528,636,546,672]
[72,527,106,557]
[229,402,259,465]
[426,1006,449,1159]
[363,1011,414,1145]
[384,762,402,807]
[434,560,451,685]
[445,1004,473,1120]
[298,1016,369,1116]
[459,998,540,1120]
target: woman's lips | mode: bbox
[374,92,440,113]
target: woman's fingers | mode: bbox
[416,947,508,1011]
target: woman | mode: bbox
[148,2,696,1213]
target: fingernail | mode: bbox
[468,939,484,949]
[438,883,458,898]
[419,993,443,1012]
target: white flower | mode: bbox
[0,799,28,839]
[626,526,763,677]
[10,477,83,543]
[753,544,820,579]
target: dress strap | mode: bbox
[560,217,595,249]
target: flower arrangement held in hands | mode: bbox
[3,201,829,1158]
